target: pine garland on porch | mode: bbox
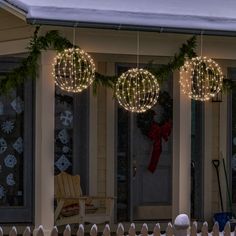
[0,26,199,94]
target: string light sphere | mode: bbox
[52,48,96,93]
[180,56,223,101]
[115,68,160,113]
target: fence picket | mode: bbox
[212,222,219,236]
[190,221,197,236]
[9,226,17,236]
[63,225,71,236]
[103,224,110,236]
[0,227,3,236]
[129,223,136,236]
[23,227,31,236]
[90,224,98,236]
[166,223,174,236]
[141,224,148,236]
[51,226,58,236]
[201,222,208,236]
[116,223,124,236]
[223,222,231,236]
[77,224,84,236]
[36,226,44,236]
[153,223,161,236]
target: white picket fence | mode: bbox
[0,214,236,236]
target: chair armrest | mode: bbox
[82,196,116,200]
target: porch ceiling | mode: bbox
[1,0,236,35]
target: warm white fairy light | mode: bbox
[52,48,96,93]
[179,56,223,101]
[116,68,160,113]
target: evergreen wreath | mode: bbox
[137,91,173,173]
[0,26,198,94]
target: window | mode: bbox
[0,57,34,223]
[228,68,236,210]
[191,101,204,220]
[54,88,89,193]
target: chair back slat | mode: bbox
[55,172,81,198]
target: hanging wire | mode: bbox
[137,31,140,68]
[73,26,76,47]
[200,31,203,57]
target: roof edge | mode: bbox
[26,6,236,35]
[0,0,27,20]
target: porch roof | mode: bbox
[2,0,236,34]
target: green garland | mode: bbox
[0,26,197,94]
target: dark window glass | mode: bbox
[191,101,204,220]
[0,57,34,223]
[54,88,89,193]
[228,68,236,206]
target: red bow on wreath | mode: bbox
[147,120,172,173]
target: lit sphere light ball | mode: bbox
[52,48,96,93]
[115,68,160,113]
[179,56,223,101]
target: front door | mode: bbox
[116,64,173,222]
[131,111,172,220]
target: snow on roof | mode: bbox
[2,0,236,32]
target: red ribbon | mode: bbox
[147,120,172,173]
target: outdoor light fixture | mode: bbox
[52,48,96,93]
[115,68,160,113]
[115,32,160,113]
[179,56,223,101]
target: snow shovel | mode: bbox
[212,160,224,212]
[222,158,233,214]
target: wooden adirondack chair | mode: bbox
[54,172,114,226]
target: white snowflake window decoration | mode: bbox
[60,110,73,126]
[1,120,14,134]
[0,137,7,154]
[4,154,17,168]
[6,173,15,186]
[11,97,24,114]
[58,129,69,144]
[13,137,23,154]
[55,155,71,172]
[62,146,70,153]
[0,185,6,199]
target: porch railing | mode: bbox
[0,214,235,236]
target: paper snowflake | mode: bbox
[55,155,71,171]
[13,137,23,154]
[6,173,15,186]
[58,129,69,144]
[0,185,6,199]
[1,120,14,134]
[0,137,7,154]
[11,97,24,114]
[60,110,73,126]
[4,154,17,168]
[62,146,70,153]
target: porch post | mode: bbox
[172,70,191,219]
[35,51,55,232]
